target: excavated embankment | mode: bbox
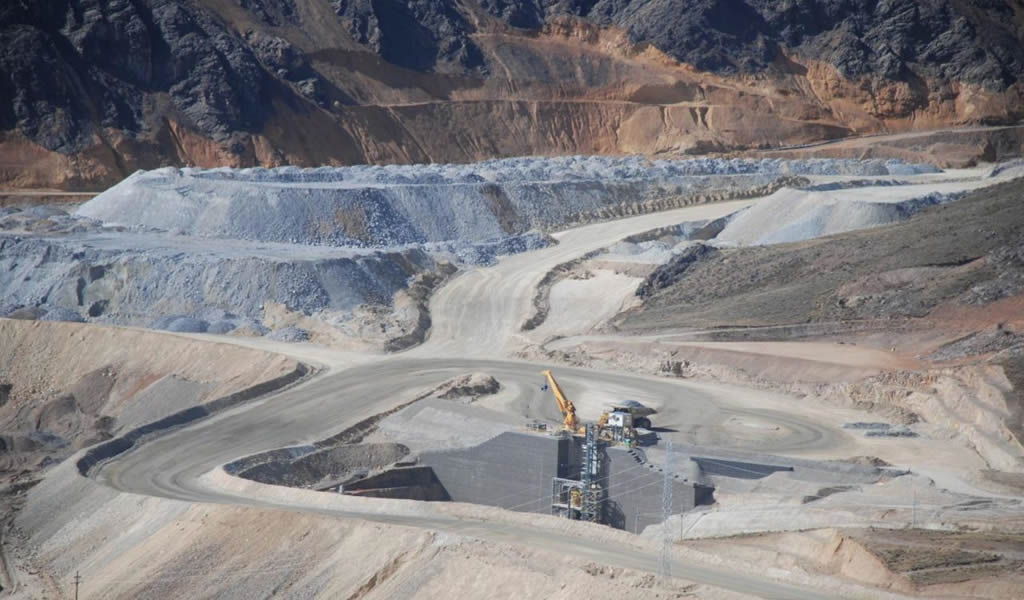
[1,157,933,340]
[0,235,439,328]
[0,319,305,488]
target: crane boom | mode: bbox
[541,369,579,432]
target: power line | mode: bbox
[499,446,693,514]
[497,448,665,512]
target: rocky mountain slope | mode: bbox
[2,0,1024,189]
[615,176,1024,334]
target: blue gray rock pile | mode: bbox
[0,156,940,339]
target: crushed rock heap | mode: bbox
[76,157,934,247]
[1,157,939,341]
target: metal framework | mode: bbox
[551,477,583,518]
[580,423,603,522]
[550,424,605,523]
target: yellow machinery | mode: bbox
[541,369,583,434]
[596,401,654,430]
[542,369,655,444]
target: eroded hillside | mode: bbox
[0,320,302,489]
[615,178,1024,332]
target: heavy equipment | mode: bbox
[540,369,656,443]
[597,399,656,430]
[541,370,658,524]
[541,369,583,434]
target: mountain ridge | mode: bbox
[2,0,1023,189]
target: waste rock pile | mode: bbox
[77,157,933,247]
[1,156,941,343]
[0,234,438,331]
[714,188,965,246]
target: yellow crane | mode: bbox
[541,369,582,434]
[541,369,656,445]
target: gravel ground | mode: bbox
[267,326,311,343]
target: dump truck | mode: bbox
[541,369,657,444]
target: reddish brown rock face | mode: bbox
[2,1,1023,190]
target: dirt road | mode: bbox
[417,199,757,357]
[86,183,972,598]
[95,358,844,600]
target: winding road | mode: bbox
[418,198,757,356]
[90,196,867,599]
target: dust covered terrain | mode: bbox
[4,2,1024,594]
[2,156,1024,599]
[2,156,916,349]
[0,320,300,467]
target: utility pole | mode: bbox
[659,441,674,579]
[73,571,82,600]
[912,488,917,529]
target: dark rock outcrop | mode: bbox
[332,0,485,73]
[0,0,271,153]
[636,243,718,299]
[482,0,1024,87]
[2,0,1023,189]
